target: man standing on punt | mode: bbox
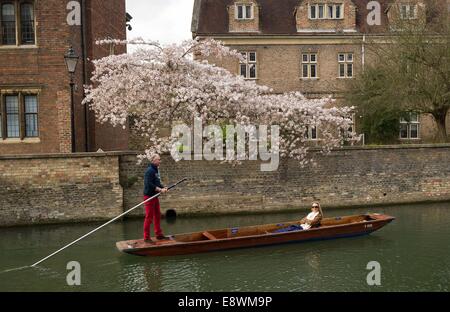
[143,154,169,243]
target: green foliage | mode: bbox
[346,12,450,143]
[346,67,403,144]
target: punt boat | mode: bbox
[116,213,395,257]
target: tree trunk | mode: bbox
[433,111,449,143]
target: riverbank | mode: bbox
[1,144,449,227]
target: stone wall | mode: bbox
[0,145,449,226]
[120,144,450,217]
[0,153,123,226]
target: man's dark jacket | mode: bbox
[143,164,164,197]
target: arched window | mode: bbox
[20,2,34,44]
[1,3,16,45]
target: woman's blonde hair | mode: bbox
[312,202,323,216]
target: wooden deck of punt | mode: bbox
[116,213,395,257]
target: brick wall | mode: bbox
[85,0,129,151]
[206,43,361,95]
[202,41,450,141]
[120,145,450,217]
[296,0,357,33]
[0,0,77,154]
[228,0,260,33]
[1,145,448,226]
[0,0,128,155]
[0,153,123,226]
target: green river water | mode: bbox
[1,202,449,292]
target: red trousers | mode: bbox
[143,196,163,240]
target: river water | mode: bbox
[1,202,449,292]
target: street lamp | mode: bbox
[64,46,79,153]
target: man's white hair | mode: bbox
[150,154,160,163]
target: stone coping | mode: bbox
[0,143,449,160]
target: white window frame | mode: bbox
[239,51,257,80]
[309,3,344,20]
[399,4,418,20]
[347,113,356,136]
[338,53,354,78]
[400,112,420,139]
[302,53,318,79]
[235,3,254,20]
[306,125,318,141]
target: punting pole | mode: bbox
[31,178,188,267]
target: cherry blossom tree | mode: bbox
[83,38,358,165]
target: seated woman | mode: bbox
[274,202,323,233]
[299,202,322,230]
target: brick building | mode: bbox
[0,0,129,155]
[192,0,450,143]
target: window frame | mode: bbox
[19,1,35,45]
[239,51,257,80]
[338,52,354,78]
[399,3,418,20]
[23,94,38,137]
[0,0,36,47]
[235,3,254,20]
[1,1,17,45]
[309,3,344,20]
[0,90,40,140]
[301,52,319,79]
[4,93,20,138]
[399,112,420,140]
[305,125,318,141]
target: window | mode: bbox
[338,53,353,78]
[400,4,417,20]
[1,3,16,45]
[0,1,35,46]
[5,95,19,138]
[348,114,355,134]
[400,112,419,139]
[309,3,343,20]
[239,52,257,79]
[24,95,38,137]
[302,53,318,79]
[236,3,253,20]
[20,2,35,44]
[318,4,324,19]
[305,126,318,140]
[310,5,316,19]
[1,92,39,140]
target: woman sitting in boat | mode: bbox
[274,202,323,233]
[299,202,323,230]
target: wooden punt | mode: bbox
[116,213,395,257]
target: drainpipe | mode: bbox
[80,0,90,152]
[362,34,366,71]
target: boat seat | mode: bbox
[202,231,217,240]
